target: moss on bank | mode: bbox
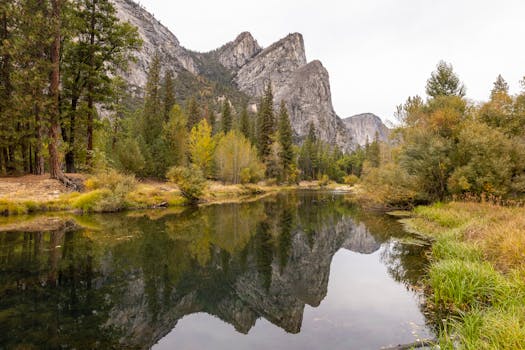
[404,202,525,349]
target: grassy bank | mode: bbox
[403,202,525,349]
[0,174,350,216]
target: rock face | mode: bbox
[112,0,354,150]
[343,113,390,147]
[232,33,352,150]
[213,32,262,70]
[112,0,199,88]
[235,33,307,97]
[274,60,351,148]
[342,222,381,254]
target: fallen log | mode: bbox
[381,339,437,350]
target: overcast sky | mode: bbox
[137,0,525,123]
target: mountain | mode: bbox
[343,113,390,147]
[112,0,199,88]
[112,0,354,151]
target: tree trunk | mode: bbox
[49,0,62,180]
[6,146,15,174]
[0,147,4,175]
[64,96,78,173]
[86,97,94,165]
[86,0,96,167]
[34,102,45,175]
[21,139,29,174]
[48,0,78,190]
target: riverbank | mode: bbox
[0,174,351,217]
[401,201,525,349]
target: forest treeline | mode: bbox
[102,52,367,190]
[360,61,525,206]
[3,0,523,205]
[0,0,140,184]
[0,0,374,187]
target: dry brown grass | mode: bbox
[0,174,84,201]
[416,201,525,273]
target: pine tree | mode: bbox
[0,1,16,174]
[3,0,51,175]
[0,0,138,178]
[221,99,232,133]
[491,74,509,99]
[62,0,140,170]
[365,132,380,167]
[257,83,275,158]
[480,75,514,133]
[138,53,168,177]
[240,104,251,139]
[298,122,318,179]
[163,105,188,169]
[143,53,162,142]
[162,70,175,121]
[426,61,466,98]
[207,105,217,134]
[278,101,294,180]
[186,96,200,130]
[49,0,64,181]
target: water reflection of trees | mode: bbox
[0,192,429,349]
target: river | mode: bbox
[0,191,433,349]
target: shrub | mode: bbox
[114,137,146,174]
[287,164,300,185]
[318,174,330,188]
[240,168,252,184]
[76,170,137,212]
[361,162,423,208]
[166,165,206,203]
[343,174,359,186]
[85,169,137,193]
[72,189,113,212]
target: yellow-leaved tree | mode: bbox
[215,130,265,184]
[188,119,215,178]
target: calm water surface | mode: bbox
[0,191,433,349]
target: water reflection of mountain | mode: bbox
[0,192,417,349]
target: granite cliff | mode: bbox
[343,113,390,147]
[112,0,383,151]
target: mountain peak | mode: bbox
[343,113,390,146]
[258,32,306,65]
[234,31,256,43]
[213,31,262,70]
[112,2,356,150]
[344,113,383,123]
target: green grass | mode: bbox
[0,199,32,215]
[431,234,483,262]
[72,189,114,213]
[428,259,506,308]
[406,201,525,349]
[0,196,76,216]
